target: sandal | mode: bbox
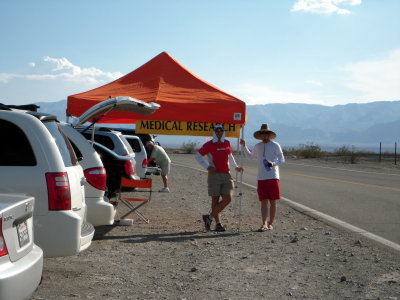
[267,224,273,230]
[257,226,269,232]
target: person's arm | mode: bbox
[195,152,209,169]
[271,144,285,166]
[239,139,251,157]
[229,153,243,172]
[228,153,238,168]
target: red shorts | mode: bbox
[257,179,280,201]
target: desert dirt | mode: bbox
[31,157,400,300]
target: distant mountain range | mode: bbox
[35,99,400,151]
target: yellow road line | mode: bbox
[283,171,400,192]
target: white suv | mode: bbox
[60,123,116,226]
[97,127,161,178]
[77,128,138,180]
[123,135,161,178]
[64,96,160,215]
[0,105,94,257]
[123,135,148,178]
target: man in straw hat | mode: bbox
[196,124,243,232]
[240,124,285,231]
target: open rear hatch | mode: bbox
[72,96,159,128]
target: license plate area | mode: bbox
[17,221,30,248]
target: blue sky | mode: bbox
[1,0,399,106]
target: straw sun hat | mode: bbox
[253,124,277,140]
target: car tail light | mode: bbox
[46,172,71,210]
[124,160,134,175]
[0,219,8,257]
[142,158,148,168]
[84,167,107,191]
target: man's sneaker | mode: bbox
[159,187,170,193]
[215,223,226,232]
[202,215,212,231]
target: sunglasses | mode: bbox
[215,129,224,132]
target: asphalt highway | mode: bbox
[170,153,400,245]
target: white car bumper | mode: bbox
[0,245,43,300]
[34,211,94,258]
[86,196,116,226]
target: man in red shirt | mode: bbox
[196,124,243,231]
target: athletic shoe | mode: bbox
[215,223,226,232]
[159,187,170,193]
[202,214,212,231]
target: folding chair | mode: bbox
[118,177,152,223]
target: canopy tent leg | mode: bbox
[234,125,244,232]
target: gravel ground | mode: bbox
[31,161,400,300]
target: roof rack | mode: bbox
[0,103,40,112]
[98,127,113,132]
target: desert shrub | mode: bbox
[181,141,199,154]
[334,145,359,164]
[334,145,352,156]
[285,143,323,159]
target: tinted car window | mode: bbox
[93,144,112,160]
[120,136,134,154]
[44,121,78,167]
[126,138,141,153]
[69,140,83,161]
[82,133,115,150]
[0,119,37,166]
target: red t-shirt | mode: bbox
[198,140,232,173]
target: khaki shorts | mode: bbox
[159,161,170,176]
[207,172,234,197]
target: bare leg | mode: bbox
[161,174,168,188]
[210,194,232,223]
[260,199,268,226]
[268,200,277,226]
[211,196,220,223]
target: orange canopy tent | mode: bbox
[66,52,246,125]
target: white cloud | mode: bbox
[292,0,362,15]
[0,74,18,83]
[342,49,400,101]
[0,56,123,85]
[231,82,331,105]
[306,80,323,86]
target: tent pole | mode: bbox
[234,133,239,228]
[238,125,244,232]
[234,125,244,232]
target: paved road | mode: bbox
[170,153,400,245]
